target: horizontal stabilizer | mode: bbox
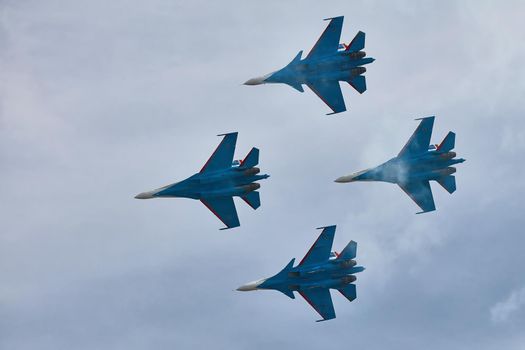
[346,31,365,52]
[338,284,357,302]
[338,240,357,260]
[437,131,456,152]
[348,75,367,94]
[242,191,261,210]
[436,175,456,194]
[240,147,259,168]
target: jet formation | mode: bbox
[237,226,364,321]
[135,132,269,229]
[134,15,467,322]
[244,16,374,115]
[335,116,465,213]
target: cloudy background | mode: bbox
[1,1,525,349]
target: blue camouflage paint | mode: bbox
[135,132,269,229]
[244,16,374,115]
[237,226,364,322]
[336,116,465,213]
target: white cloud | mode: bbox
[491,286,525,323]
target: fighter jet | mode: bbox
[237,225,364,322]
[335,116,465,213]
[135,132,269,230]
[244,16,374,115]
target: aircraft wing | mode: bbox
[398,116,435,157]
[398,180,436,213]
[299,226,336,266]
[200,132,238,173]
[298,288,336,321]
[307,81,346,115]
[200,197,240,229]
[307,16,344,59]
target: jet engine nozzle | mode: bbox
[442,167,457,176]
[242,183,260,193]
[341,275,357,284]
[340,259,357,268]
[243,167,260,176]
[347,51,366,59]
[351,67,366,76]
[439,151,456,160]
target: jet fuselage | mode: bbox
[341,150,465,185]
[137,167,269,200]
[263,52,374,91]
[262,260,365,292]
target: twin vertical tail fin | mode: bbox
[436,131,457,194]
[338,240,357,260]
[346,31,365,52]
[240,147,262,210]
[240,147,259,168]
[436,175,456,194]
[437,132,456,152]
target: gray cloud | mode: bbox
[1,1,525,349]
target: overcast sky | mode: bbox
[1,1,525,349]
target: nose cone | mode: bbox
[236,278,266,291]
[134,190,156,199]
[334,169,370,183]
[335,175,356,183]
[244,76,266,85]
[243,72,273,85]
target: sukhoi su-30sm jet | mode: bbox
[244,16,374,115]
[135,132,269,229]
[335,116,465,213]
[237,226,364,322]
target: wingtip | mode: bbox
[414,116,435,121]
[323,15,344,21]
[316,225,337,230]
[219,225,239,231]
[416,209,436,215]
[326,111,344,116]
[217,131,238,137]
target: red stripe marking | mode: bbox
[200,138,227,173]
[200,199,231,228]
[346,35,357,51]
[299,232,325,266]
[298,291,324,319]
[307,20,336,59]
[308,84,339,114]
[241,195,257,210]
[240,148,255,167]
